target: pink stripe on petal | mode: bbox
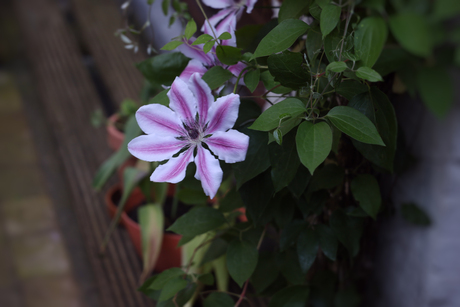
[168,77,197,122]
[179,60,208,81]
[136,104,184,136]
[195,146,223,199]
[150,147,194,183]
[206,93,240,134]
[188,73,214,126]
[215,13,237,47]
[203,8,234,31]
[177,42,214,66]
[128,135,186,162]
[205,129,249,163]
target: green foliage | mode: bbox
[252,19,309,59]
[249,98,305,132]
[201,66,234,89]
[320,4,341,38]
[227,240,259,287]
[136,52,189,86]
[401,203,431,226]
[351,175,382,219]
[354,17,387,68]
[168,207,226,237]
[389,13,433,57]
[268,51,310,88]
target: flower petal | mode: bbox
[188,73,214,126]
[128,135,186,162]
[168,77,197,123]
[195,146,223,199]
[228,62,246,78]
[245,0,258,13]
[180,59,208,81]
[202,0,233,10]
[203,8,234,31]
[206,93,240,133]
[136,104,184,136]
[177,42,214,66]
[205,130,249,163]
[150,147,194,183]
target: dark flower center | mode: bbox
[188,127,200,140]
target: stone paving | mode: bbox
[0,71,83,307]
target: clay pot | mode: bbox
[105,184,182,272]
[107,114,124,151]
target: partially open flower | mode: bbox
[128,73,249,199]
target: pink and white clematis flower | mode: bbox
[202,0,258,31]
[128,73,249,199]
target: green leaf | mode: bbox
[92,116,141,189]
[203,292,234,307]
[326,106,385,146]
[233,128,271,188]
[276,249,305,284]
[199,238,228,266]
[269,285,310,307]
[316,0,330,9]
[148,89,170,106]
[288,166,311,198]
[227,240,259,287]
[278,0,312,23]
[326,61,348,73]
[252,19,309,59]
[315,224,338,261]
[433,0,460,21]
[249,98,305,131]
[354,17,387,68]
[305,27,323,67]
[373,47,410,77]
[218,32,232,40]
[184,19,196,40]
[280,220,308,251]
[267,51,310,88]
[244,69,260,93]
[176,188,208,205]
[203,40,215,53]
[251,253,280,293]
[307,164,344,193]
[216,45,242,65]
[197,273,215,286]
[219,187,244,213]
[389,13,433,57]
[417,67,453,118]
[168,207,226,237]
[136,52,189,86]
[161,0,169,15]
[355,67,383,82]
[320,4,341,38]
[401,203,431,226]
[239,170,274,225]
[150,268,185,290]
[296,121,332,175]
[260,70,293,94]
[297,228,319,274]
[160,40,183,51]
[309,2,322,20]
[192,34,213,45]
[158,277,188,301]
[349,88,398,172]
[334,80,368,100]
[330,210,364,258]
[202,66,233,90]
[269,131,301,192]
[351,174,381,219]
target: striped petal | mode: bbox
[127,135,186,162]
[246,0,257,13]
[203,8,234,31]
[205,130,249,163]
[150,147,195,183]
[177,42,214,66]
[136,104,184,137]
[188,73,214,126]
[202,0,233,10]
[168,77,197,123]
[206,93,240,134]
[179,60,208,81]
[194,146,223,199]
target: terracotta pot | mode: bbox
[105,184,182,272]
[107,114,124,151]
